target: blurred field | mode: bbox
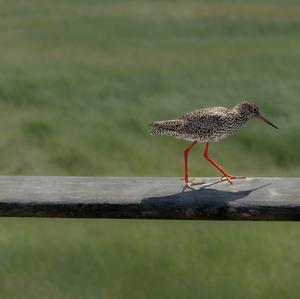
[0,0,299,298]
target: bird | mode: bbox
[149,101,278,187]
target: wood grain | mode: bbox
[0,176,299,220]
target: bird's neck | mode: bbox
[231,106,252,121]
[228,109,249,126]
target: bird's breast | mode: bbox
[194,116,247,142]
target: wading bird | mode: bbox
[149,101,278,187]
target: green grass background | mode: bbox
[0,0,299,298]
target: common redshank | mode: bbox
[149,101,278,187]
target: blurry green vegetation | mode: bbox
[0,0,299,298]
[0,219,300,299]
[0,0,299,176]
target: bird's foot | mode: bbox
[221,174,246,184]
[180,177,195,188]
[186,181,195,188]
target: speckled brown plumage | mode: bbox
[149,102,263,142]
[149,101,278,187]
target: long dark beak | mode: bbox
[256,114,278,129]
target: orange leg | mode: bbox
[183,141,197,186]
[203,143,245,183]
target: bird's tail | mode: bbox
[148,119,183,136]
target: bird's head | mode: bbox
[235,101,278,129]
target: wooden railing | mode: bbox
[0,176,299,220]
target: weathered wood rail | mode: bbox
[0,176,299,220]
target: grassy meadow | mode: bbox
[0,0,299,298]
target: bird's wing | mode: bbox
[179,107,229,130]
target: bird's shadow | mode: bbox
[141,179,271,218]
[181,177,227,192]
